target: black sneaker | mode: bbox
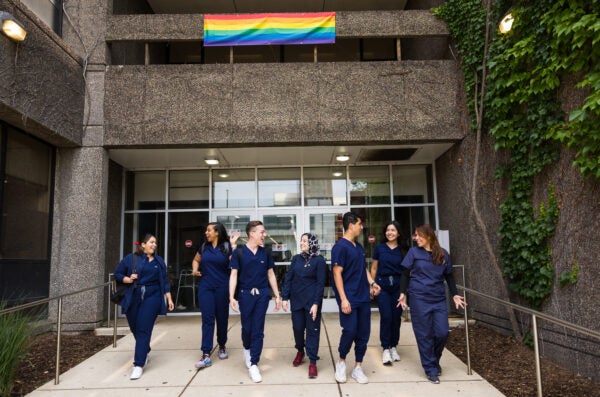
[436,365,442,376]
[427,375,440,384]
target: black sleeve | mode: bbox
[444,272,459,297]
[399,266,410,294]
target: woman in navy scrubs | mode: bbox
[370,220,404,366]
[192,222,239,369]
[114,233,174,380]
[282,233,327,378]
[398,224,465,384]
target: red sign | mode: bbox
[185,240,193,248]
[368,235,376,243]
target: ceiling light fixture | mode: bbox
[218,173,229,178]
[333,172,343,177]
[205,158,219,165]
[335,154,350,162]
[1,11,27,42]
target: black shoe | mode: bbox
[427,375,440,384]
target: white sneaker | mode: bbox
[334,360,347,383]
[390,346,401,362]
[351,366,369,384]
[130,366,143,380]
[249,364,262,383]
[243,349,252,369]
[382,349,392,365]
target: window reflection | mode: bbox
[213,169,255,208]
[304,167,347,206]
[258,168,300,207]
[350,166,390,205]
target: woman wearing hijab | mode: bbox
[282,233,327,379]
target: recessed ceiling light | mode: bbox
[335,154,350,162]
[205,158,219,165]
[333,172,343,177]
[218,173,229,178]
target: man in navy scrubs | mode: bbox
[332,212,381,384]
[229,220,282,383]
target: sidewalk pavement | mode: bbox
[28,312,505,397]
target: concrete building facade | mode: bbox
[1,0,598,381]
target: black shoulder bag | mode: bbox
[111,255,137,304]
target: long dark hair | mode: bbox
[415,224,445,265]
[134,233,155,256]
[380,220,402,244]
[207,222,230,254]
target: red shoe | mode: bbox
[308,363,318,378]
[292,351,305,367]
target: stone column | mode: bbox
[49,147,109,330]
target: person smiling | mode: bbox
[398,224,466,384]
[114,233,174,380]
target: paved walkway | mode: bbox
[28,313,505,397]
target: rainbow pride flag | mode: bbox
[203,12,336,47]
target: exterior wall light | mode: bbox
[205,158,219,165]
[335,154,350,162]
[499,12,514,34]
[1,11,27,42]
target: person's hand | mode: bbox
[309,304,318,321]
[167,298,174,311]
[453,295,466,310]
[341,298,351,314]
[397,293,408,310]
[273,296,281,312]
[191,270,202,277]
[230,298,239,313]
[128,273,138,283]
[282,300,289,312]
[371,283,381,297]
[230,231,240,246]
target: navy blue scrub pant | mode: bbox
[126,285,162,367]
[238,288,270,365]
[375,286,403,349]
[409,295,449,376]
[291,307,322,363]
[338,301,371,362]
[198,284,229,354]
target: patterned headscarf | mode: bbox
[301,233,320,259]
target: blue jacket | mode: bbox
[114,253,171,315]
[281,254,327,311]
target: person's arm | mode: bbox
[369,259,378,281]
[191,252,202,277]
[309,256,327,321]
[444,271,466,309]
[281,257,295,312]
[332,265,351,314]
[366,267,381,296]
[115,255,137,284]
[267,268,282,312]
[229,269,239,312]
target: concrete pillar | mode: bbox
[49,147,109,330]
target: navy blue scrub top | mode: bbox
[281,254,327,310]
[372,243,404,277]
[197,244,230,289]
[400,246,454,303]
[230,245,274,290]
[136,256,162,285]
[331,238,370,304]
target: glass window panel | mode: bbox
[258,168,300,207]
[125,171,166,210]
[349,166,390,205]
[1,129,52,260]
[217,214,251,246]
[234,45,281,63]
[304,167,347,206]
[168,212,208,311]
[122,212,165,258]
[212,169,255,208]
[21,0,62,35]
[350,207,391,264]
[361,38,397,61]
[262,214,298,288]
[318,39,360,62]
[392,165,434,204]
[394,205,436,248]
[169,170,209,209]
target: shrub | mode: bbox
[0,303,31,397]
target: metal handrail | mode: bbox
[458,285,600,397]
[0,281,116,385]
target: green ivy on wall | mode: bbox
[434,0,599,309]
